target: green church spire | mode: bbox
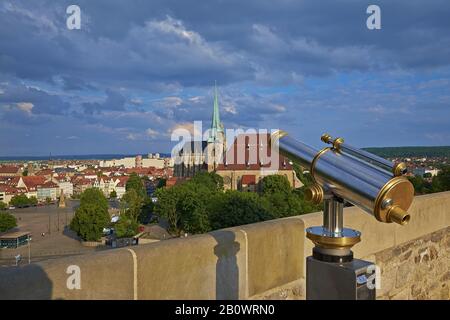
[208,81,224,143]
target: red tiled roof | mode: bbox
[22,176,47,191]
[115,176,129,187]
[38,181,58,189]
[0,185,27,195]
[0,166,20,174]
[36,169,53,176]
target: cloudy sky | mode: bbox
[1,0,450,156]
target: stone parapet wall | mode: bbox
[0,191,449,300]
[374,227,449,300]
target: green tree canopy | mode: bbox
[260,175,291,195]
[29,196,38,206]
[121,188,143,222]
[114,213,139,238]
[126,173,147,199]
[0,212,17,232]
[10,194,31,207]
[431,166,450,192]
[154,171,322,236]
[0,201,7,210]
[70,188,110,241]
[110,190,117,198]
[190,172,224,191]
[209,191,274,230]
[154,186,180,234]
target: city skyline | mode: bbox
[1,0,450,156]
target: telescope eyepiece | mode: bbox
[305,184,324,204]
[387,206,411,226]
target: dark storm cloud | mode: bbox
[1,0,450,154]
[81,89,126,114]
[2,0,450,90]
[0,83,69,115]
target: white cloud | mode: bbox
[16,102,34,114]
[146,128,159,138]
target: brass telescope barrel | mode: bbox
[271,130,414,225]
[321,133,407,176]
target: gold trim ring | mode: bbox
[306,232,361,249]
[373,176,414,223]
[310,147,331,183]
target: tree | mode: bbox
[292,161,315,187]
[260,175,291,196]
[261,191,303,218]
[139,197,154,224]
[70,188,110,241]
[154,186,181,235]
[114,213,138,238]
[157,178,166,189]
[408,176,432,195]
[45,197,52,205]
[110,190,117,199]
[190,172,224,191]
[209,191,274,230]
[431,166,450,192]
[0,212,17,232]
[176,185,210,234]
[0,201,8,210]
[126,173,147,199]
[121,189,143,222]
[29,196,38,206]
[10,194,30,208]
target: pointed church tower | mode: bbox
[207,82,226,171]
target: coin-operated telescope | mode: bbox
[271,131,414,300]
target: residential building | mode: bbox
[0,166,21,177]
[37,181,59,201]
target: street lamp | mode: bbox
[27,234,31,264]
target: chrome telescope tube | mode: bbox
[321,134,407,176]
[271,130,414,225]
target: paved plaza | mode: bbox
[0,200,107,266]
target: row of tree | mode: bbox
[154,172,321,236]
[9,194,39,208]
[70,173,153,241]
[408,166,450,195]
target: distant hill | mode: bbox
[363,146,450,158]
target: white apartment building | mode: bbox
[57,181,73,197]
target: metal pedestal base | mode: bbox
[306,254,376,300]
[305,196,375,300]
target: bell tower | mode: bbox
[207,82,226,171]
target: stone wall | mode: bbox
[374,227,449,300]
[0,191,449,300]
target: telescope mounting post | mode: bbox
[306,194,376,299]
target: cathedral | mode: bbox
[173,85,302,191]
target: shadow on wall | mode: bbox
[212,230,240,300]
[0,264,53,299]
